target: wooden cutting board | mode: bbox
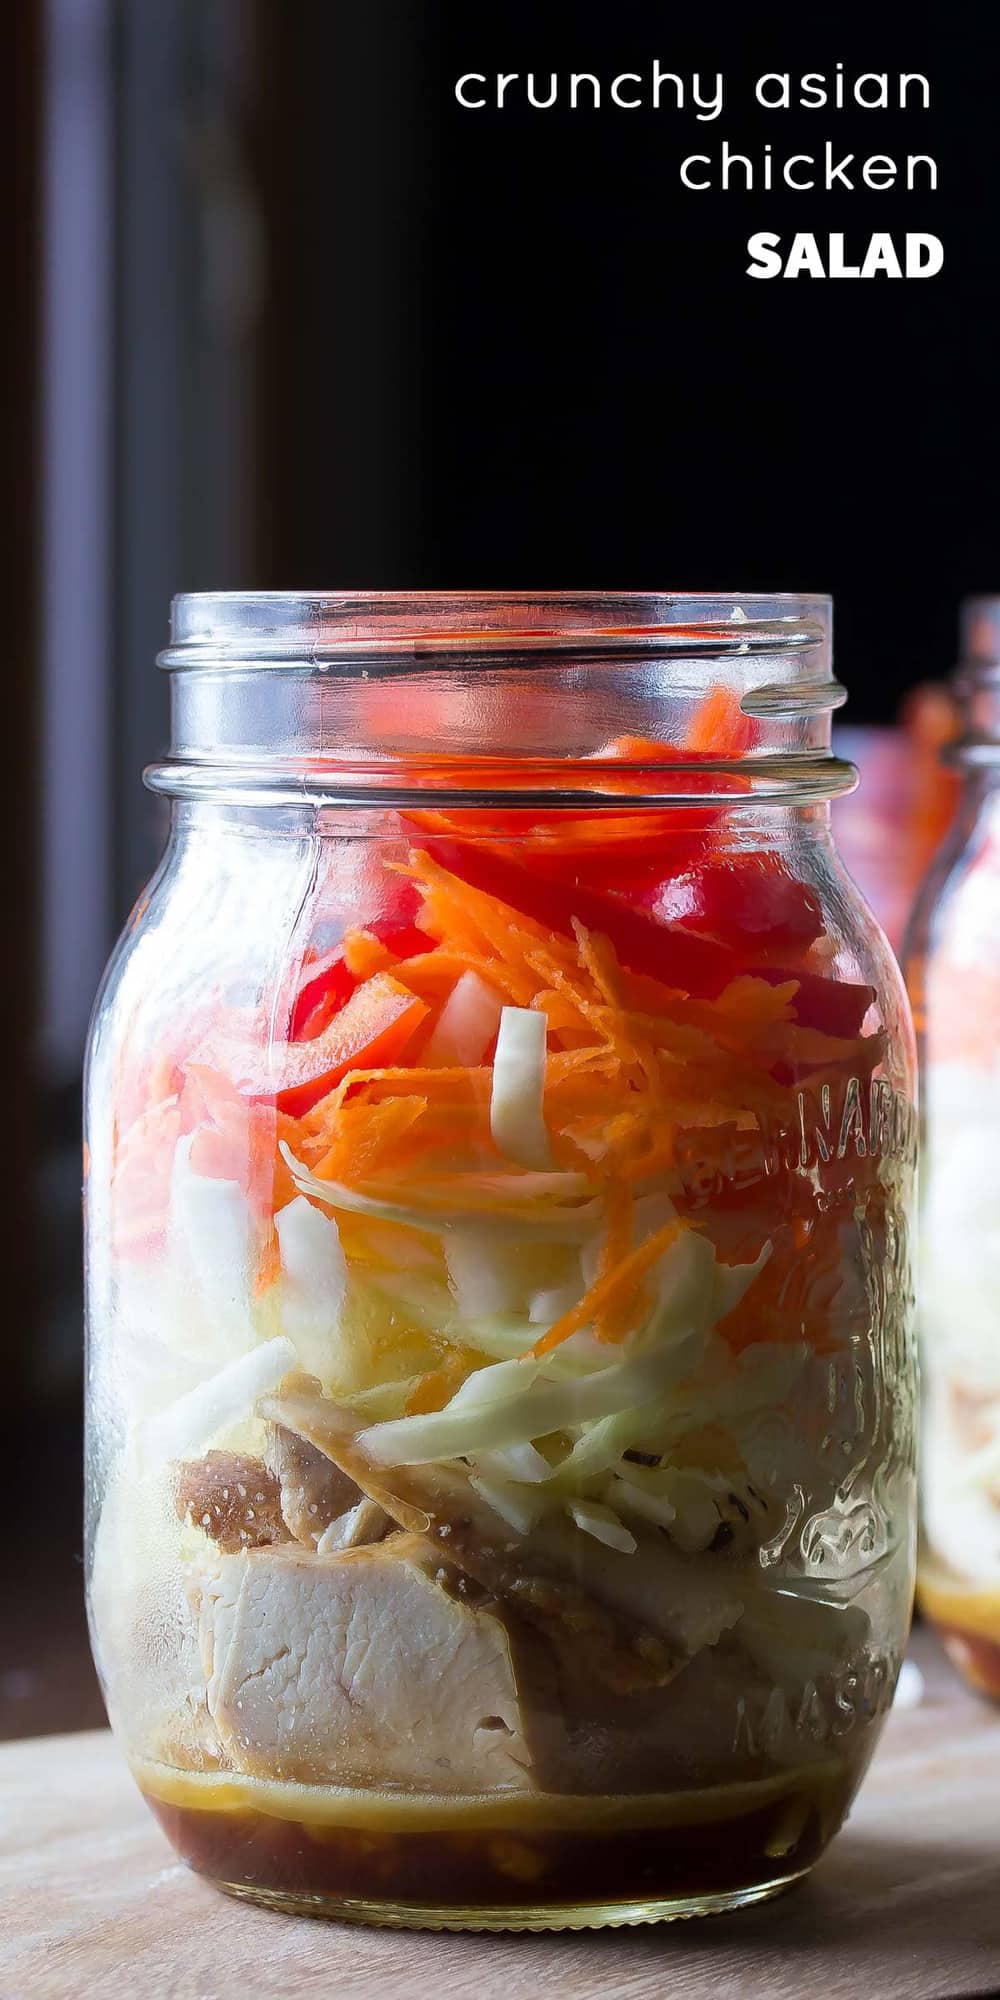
[1,1630,997,2000]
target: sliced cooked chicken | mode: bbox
[175,1451,289,1554]
[175,1432,392,1557]
[265,1423,391,1548]
[197,1535,537,1791]
[259,1381,745,1692]
[316,1494,393,1552]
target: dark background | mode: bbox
[265,0,999,694]
[8,0,999,1738]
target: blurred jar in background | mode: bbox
[905,597,1000,1697]
[835,692,959,955]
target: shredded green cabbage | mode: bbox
[490,1005,553,1169]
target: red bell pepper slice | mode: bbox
[650,859,825,957]
[420,837,875,1040]
[290,951,360,1040]
[421,836,742,995]
[761,969,875,1040]
[409,681,873,1041]
[289,923,431,1041]
[205,973,430,1118]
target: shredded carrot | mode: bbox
[601,1109,651,1163]
[342,929,397,980]
[312,1096,428,1184]
[530,987,605,1045]
[600,1005,723,1068]
[401,850,555,946]
[414,913,538,1006]
[307,1066,491,1116]
[401,852,583,1008]
[391,950,493,1000]
[529,1216,688,1357]
[656,1057,789,1119]
[405,1347,485,1416]
[572,920,625,1010]
[545,1045,621,1085]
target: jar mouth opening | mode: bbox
[161,590,832,669]
[158,591,848,804]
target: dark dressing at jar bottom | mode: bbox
[142,1759,863,1929]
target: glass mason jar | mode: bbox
[906,597,1000,1697]
[85,592,918,1929]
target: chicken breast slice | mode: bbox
[198,1535,536,1792]
[175,1451,288,1554]
[259,1383,744,1691]
[264,1424,391,1549]
[174,1431,392,1557]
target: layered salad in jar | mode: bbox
[87,691,917,1920]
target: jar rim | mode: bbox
[153,590,853,806]
[161,590,832,669]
